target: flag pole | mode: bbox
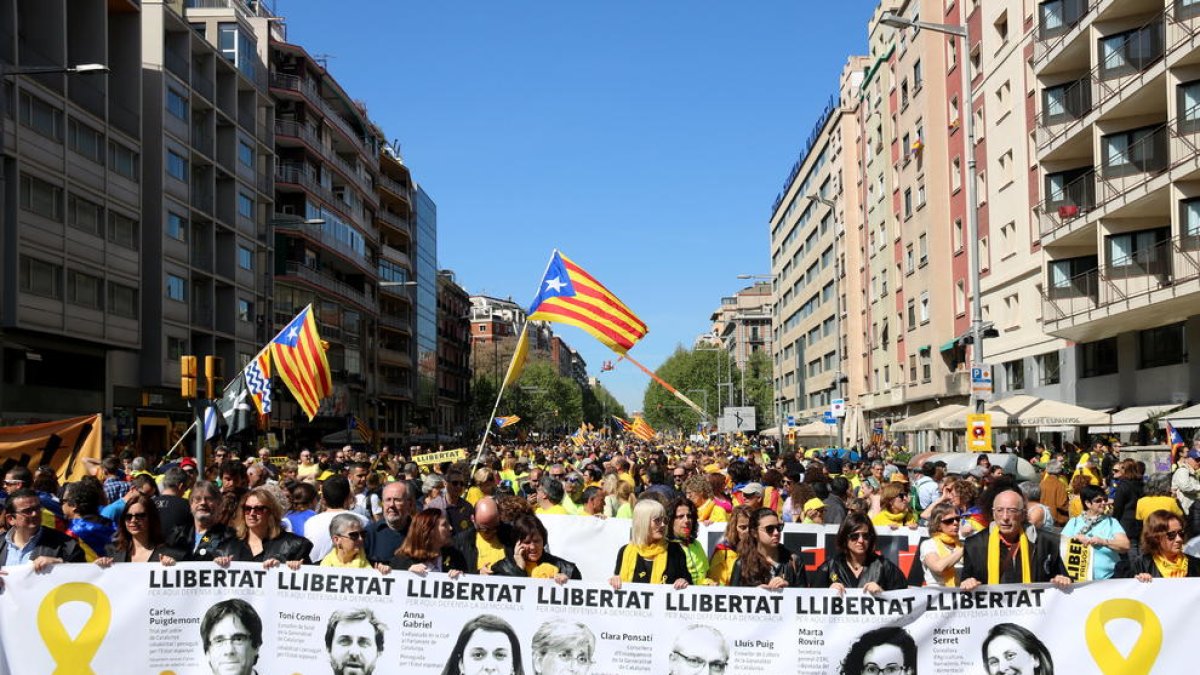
[620,352,709,419]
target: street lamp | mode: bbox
[878,11,986,414]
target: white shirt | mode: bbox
[352,491,383,521]
[919,538,962,587]
[303,510,369,562]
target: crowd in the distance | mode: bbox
[3,435,1199,594]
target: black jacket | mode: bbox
[364,519,408,564]
[108,544,188,563]
[611,542,691,585]
[810,553,907,591]
[823,495,847,526]
[390,545,469,573]
[213,531,313,564]
[453,525,510,573]
[960,529,1066,584]
[1121,553,1200,578]
[490,550,582,580]
[189,524,235,562]
[0,527,86,565]
[730,545,809,588]
[1111,479,1144,543]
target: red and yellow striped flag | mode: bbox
[527,251,647,353]
[269,305,333,421]
[630,416,656,442]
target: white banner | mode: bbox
[0,562,1187,674]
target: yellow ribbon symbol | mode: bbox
[36,582,112,675]
[1085,598,1162,675]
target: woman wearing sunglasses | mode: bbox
[608,499,690,589]
[1060,484,1129,580]
[729,508,808,589]
[1122,509,1200,580]
[213,487,313,569]
[94,494,181,566]
[919,502,963,586]
[319,512,373,569]
[811,512,907,593]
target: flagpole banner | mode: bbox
[0,414,102,481]
[0,562,1190,674]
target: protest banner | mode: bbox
[0,562,1183,674]
[412,448,468,466]
[0,414,102,481]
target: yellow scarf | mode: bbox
[932,532,959,587]
[697,500,715,521]
[872,509,915,527]
[618,542,668,584]
[1153,554,1188,579]
[320,550,371,568]
[526,562,560,579]
[987,527,1031,585]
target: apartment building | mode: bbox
[1034,0,1200,410]
[709,281,773,372]
[0,0,142,428]
[374,142,416,443]
[437,270,471,440]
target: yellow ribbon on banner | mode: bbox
[37,582,112,675]
[1085,598,1162,675]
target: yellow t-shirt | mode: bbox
[465,486,484,506]
[297,464,319,480]
[698,500,729,523]
[536,504,569,516]
[476,533,506,570]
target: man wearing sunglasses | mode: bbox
[0,489,86,588]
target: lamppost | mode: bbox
[879,12,986,414]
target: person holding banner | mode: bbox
[811,512,907,593]
[0,489,85,587]
[1124,510,1200,580]
[706,505,751,586]
[489,514,580,583]
[213,488,312,569]
[667,497,710,585]
[920,501,964,587]
[960,490,1071,591]
[94,494,182,566]
[388,509,467,577]
[609,499,691,589]
[441,614,525,675]
[729,508,808,589]
[1060,485,1129,580]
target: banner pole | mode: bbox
[620,352,709,419]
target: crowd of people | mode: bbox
[3,436,1200,595]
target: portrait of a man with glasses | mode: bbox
[200,598,263,675]
[531,620,595,675]
[668,624,728,675]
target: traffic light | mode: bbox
[204,355,224,398]
[181,355,198,399]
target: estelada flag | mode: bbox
[630,416,656,442]
[528,251,648,353]
[1167,421,1186,465]
[494,415,521,429]
[270,305,332,421]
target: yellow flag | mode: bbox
[501,325,530,390]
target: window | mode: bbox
[906,243,915,273]
[949,95,960,128]
[1004,292,1020,327]
[918,233,928,265]
[951,157,962,191]
[238,245,253,270]
[1106,228,1169,274]
[1181,0,1200,20]
[994,10,1009,43]
[980,237,990,271]
[167,149,188,181]
[1004,359,1025,390]
[1044,166,1095,210]
[238,140,253,168]
[1036,352,1061,386]
[1040,0,1088,38]
[999,149,1014,184]
[167,337,187,361]
[1138,323,1186,369]
[19,173,62,221]
[1000,222,1016,258]
[1182,198,1200,243]
[1179,80,1200,132]
[1101,125,1167,176]
[909,354,918,383]
[67,194,103,236]
[969,45,981,80]
[956,281,966,314]
[18,92,62,141]
[995,81,1011,116]
[904,188,913,218]
[237,298,253,323]
[1047,255,1098,299]
[108,142,138,179]
[166,274,187,302]
[916,181,925,207]
[167,211,187,241]
[1079,338,1119,378]
[913,59,923,89]
[19,256,61,299]
[921,350,931,382]
[1099,25,1164,79]
[67,270,103,309]
[166,87,188,120]
[919,292,929,323]
[900,79,910,108]
[67,118,104,164]
[108,282,138,318]
[907,299,916,329]
[237,191,253,218]
[1043,78,1092,123]
[218,23,239,62]
[108,212,138,250]
[977,171,988,200]
[953,219,964,251]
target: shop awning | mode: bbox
[939,395,1108,429]
[1088,404,1181,434]
[890,404,966,432]
[1160,402,1200,428]
[939,340,958,352]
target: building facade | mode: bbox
[436,270,471,440]
[709,281,773,372]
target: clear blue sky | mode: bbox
[279,1,879,412]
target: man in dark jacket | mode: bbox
[188,481,233,561]
[453,497,505,574]
[960,489,1071,589]
[1,489,85,588]
[365,481,414,564]
[823,477,850,526]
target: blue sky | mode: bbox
[279,1,879,411]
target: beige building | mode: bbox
[709,280,772,372]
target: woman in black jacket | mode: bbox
[811,512,907,593]
[214,487,312,568]
[730,508,808,588]
[489,514,581,583]
[388,508,468,576]
[1121,510,1200,580]
[95,494,183,566]
[1110,459,1145,558]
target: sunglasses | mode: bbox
[847,531,871,542]
[1162,530,1186,541]
[242,504,269,515]
[760,524,782,535]
[939,517,960,525]
[337,531,364,541]
[124,512,148,522]
[11,506,39,517]
[2,480,23,487]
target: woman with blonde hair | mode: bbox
[213,487,312,568]
[871,482,918,529]
[608,499,690,589]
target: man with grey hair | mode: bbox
[365,481,414,564]
[155,467,195,551]
[960,489,1070,590]
[667,625,728,675]
[535,477,568,515]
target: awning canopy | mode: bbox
[1160,402,1200,428]
[890,404,966,432]
[939,340,958,353]
[1088,404,1181,434]
[939,395,1108,429]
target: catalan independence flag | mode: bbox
[494,415,521,429]
[270,305,332,421]
[527,251,648,353]
[1167,421,1186,465]
[630,416,656,442]
[613,415,633,432]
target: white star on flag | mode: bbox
[544,276,567,293]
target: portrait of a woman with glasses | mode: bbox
[729,507,808,588]
[811,512,907,593]
[530,620,594,675]
[839,626,917,675]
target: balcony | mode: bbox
[944,370,970,397]
[379,347,413,368]
[275,120,376,201]
[379,381,413,399]
[379,313,412,334]
[279,261,375,312]
[269,71,373,160]
[272,219,373,275]
[377,209,411,238]
[378,174,410,205]
[1038,168,1097,238]
[1042,233,1200,341]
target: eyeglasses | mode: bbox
[863,664,908,675]
[939,517,960,526]
[337,531,364,541]
[10,506,39,517]
[210,633,251,648]
[847,531,871,542]
[760,524,782,535]
[2,480,23,487]
[992,507,1023,515]
[651,517,667,525]
[242,504,269,515]
[544,650,593,669]
[124,512,148,522]
[1162,529,1187,541]
[672,650,727,674]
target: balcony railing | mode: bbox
[193,70,214,101]
[1037,168,1097,237]
[275,118,321,148]
[379,381,413,399]
[165,49,189,80]
[379,314,411,333]
[1042,233,1200,325]
[281,261,374,310]
[377,209,410,236]
[378,174,410,203]
[273,219,372,274]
